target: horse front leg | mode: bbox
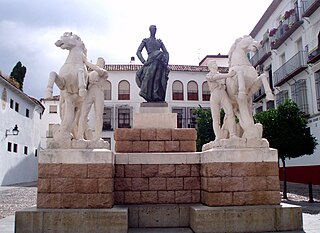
[44,71,65,98]
[77,68,87,97]
[237,70,246,99]
[260,72,274,100]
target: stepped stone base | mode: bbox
[190,203,302,233]
[115,128,197,153]
[37,149,114,209]
[15,206,128,233]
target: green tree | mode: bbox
[254,99,317,199]
[10,61,27,90]
[194,106,214,151]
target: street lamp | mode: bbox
[5,124,19,137]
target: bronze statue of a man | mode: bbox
[136,25,170,102]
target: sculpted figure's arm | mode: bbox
[84,59,108,77]
[207,70,236,82]
[159,39,169,64]
[136,39,146,64]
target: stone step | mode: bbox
[128,228,193,233]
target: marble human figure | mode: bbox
[206,61,237,141]
[136,25,170,102]
[77,57,109,145]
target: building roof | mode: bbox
[105,64,209,72]
[249,0,282,38]
[199,54,228,66]
[0,74,45,111]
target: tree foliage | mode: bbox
[254,99,317,161]
[10,61,27,90]
[194,106,214,151]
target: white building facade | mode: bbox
[0,73,44,185]
[249,0,320,184]
[41,62,229,151]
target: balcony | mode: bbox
[307,37,320,63]
[250,43,272,67]
[301,0,320,17]
[270,10,303,49]
[273,51,308,87]
[253,86,266,103]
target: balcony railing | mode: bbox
[274,51,308,87]
[253,86,266,102]
[301,0,320,17]
[250,43,272,67]
[307,37,320,63]
[270,10,303,49]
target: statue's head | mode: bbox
[208,60,218,71]
[149,25,157,37]
[97,57,105,68]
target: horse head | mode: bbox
[55,32,87,55]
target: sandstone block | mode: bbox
[141,128,157,140]
[164,141,180,152]
[115,128,140,141]
[231,162,257,176]
[243,176,267,191]
[202,191,233,206]
[175,190,192,203]
[172,128,197,141]
[176,164,191,177]
[156,128,172,140]
[267,176,281,191]
[60,164,87,178]
[158,191,175,203]
[114,178,132,191]
[179,140,196,152]
[149,141,165,152]
[125,164,142,177]
[114,191,124,204]
[75,178,98,193]
[142,164,159,177]
[115,141,133,153]
[201,163,232,177]
[115,164,125,178]
[37,193,61,208]
[51,178,75,193]
[149,177,166,190]
[132,141,149,152]
[221,177,244,192]
[167,177,183,190]
[98,178,114,193]
[191,164,200,176]
[38,163,61,178]
[132,178,149,191]
[88,164,113,178]
[206,177,222,192]
[125,191,141,204]
[140,191,158,204]
[62,193,87,208]
[87,193,113,208]
[159,164,175,177]
[184,177,201,190]
[38,178,51,193]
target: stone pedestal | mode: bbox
[133,102,177,129]
[15,206,128,233]
[190,203,302,233]
[201,146,281,206]
[37,149,114,209]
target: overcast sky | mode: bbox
[0,0,273,99]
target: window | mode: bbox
[103,107,112,130]
[49,105,57,113]
[202,81,210,101]
[172,107,186,128]
[291,79,309,114]
[15,102,19,112]
[315,71,320,111]
[35,149,38,157]
[118,108,130,128]
[24,146,28,155]
[104,80,112,100]
[47,124,55,138]
[187,81,198,101]
[118,80,130,100]
[172,81,184,100]
[10,99,14,109]
[276,90,289,106]
[7,142,12,152]
[256,106,263,114]
[13,143,18,153]
[267,100,275,110]
[187,108,197,128]
[296,38,303,52]
[26,108,30,118]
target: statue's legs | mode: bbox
[77,68,87,97]
[93,89,104,141]
[45,72,65,98]
[237,70,246,99]
[77,95,94,140]
[210,96,222,140]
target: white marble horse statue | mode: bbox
[45,32,89,147]
[226,35,274,140]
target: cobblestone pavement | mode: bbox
[0,183,37,219]
[0,182,319,219]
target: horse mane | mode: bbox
[228,35,251,66]
[64,32,87,56]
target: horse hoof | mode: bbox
[79,89,87,97]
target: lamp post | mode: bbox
[5,124,19,137]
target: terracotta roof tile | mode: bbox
[104,64,210,72]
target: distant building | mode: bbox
[41,61,227,151]
[0,72,44,185]
[249,0,320,184]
